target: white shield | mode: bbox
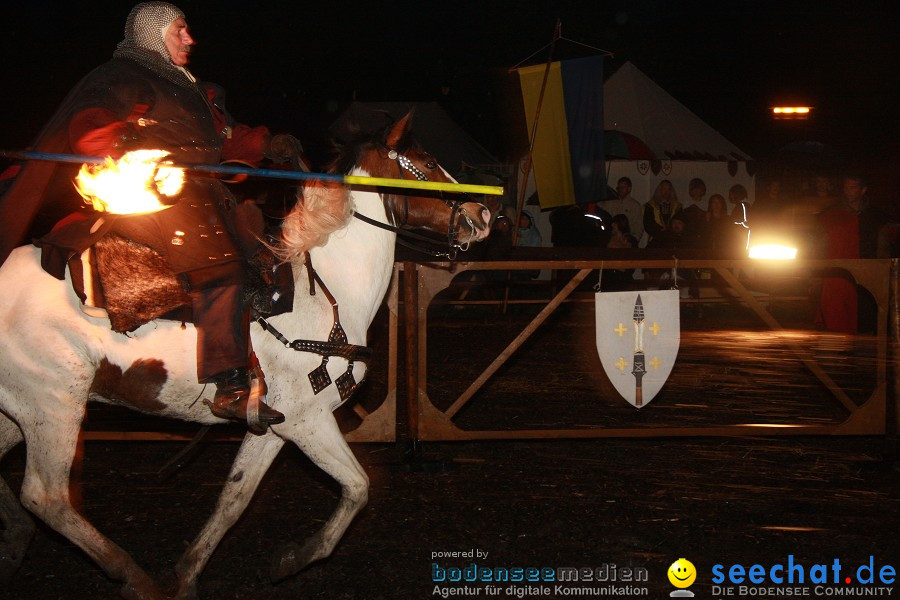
[595,289,680,408]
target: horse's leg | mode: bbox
[174,432,285,600]
[0,414,34,584]
[19,414,165,600]
[270,412,369,582]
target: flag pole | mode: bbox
[512,18,561,247]
[504,19,561,314]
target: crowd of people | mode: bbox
[537,172,897,262]
[541,176,755,255]
[477,171,897,334]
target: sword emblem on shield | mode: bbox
[595,290,680,408]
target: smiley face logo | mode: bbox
[668,558,697,588]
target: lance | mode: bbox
[631,294,646,407]
[0,150,505,196]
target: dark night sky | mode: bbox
[2,1,897,171]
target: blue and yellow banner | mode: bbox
[518,56,605,208]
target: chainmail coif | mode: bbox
[113,2,197,89]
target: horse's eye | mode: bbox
[425,160,437,169]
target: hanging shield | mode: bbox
[595,289,680,408]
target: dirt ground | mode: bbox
[3,298,900,599]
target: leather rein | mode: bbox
[351,149,476,261]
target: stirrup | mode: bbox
[205,368,283,434]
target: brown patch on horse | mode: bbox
[90,358,168,412]
[358,148,395,180]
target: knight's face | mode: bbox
[165,17,194,66]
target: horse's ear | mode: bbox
[385,111,414,150]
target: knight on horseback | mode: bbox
[0,1,292,432]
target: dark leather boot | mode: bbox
[207,368,284,433]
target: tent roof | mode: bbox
[329,101,498,176]
[604,62,751,161]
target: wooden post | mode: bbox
[403,263,419,446]
[891,259,899,436]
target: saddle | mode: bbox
[62,233,294,333]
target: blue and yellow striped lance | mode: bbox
[0,150,505,196]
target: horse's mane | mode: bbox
[275,114,416,264]
[276,180,352,264]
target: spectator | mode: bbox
[815,174,891,333]
[643,179,683,245]
[680,177,707,245]
[647,215,695,250]
[704,193,744,255]
[602,213,637,289]
[728,184,751,250]
[600,176,644,243]
[515,209,542,248]
[606,213,639,249]
[754,179,782,215]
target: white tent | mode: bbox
[603,62,755,213]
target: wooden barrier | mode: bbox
[402,258,894,441]
[82,257,896,443]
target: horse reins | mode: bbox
[350,149,478,260]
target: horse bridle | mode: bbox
[351,148,478,260]
[258,149,481,403]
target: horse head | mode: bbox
[350,112,492,253]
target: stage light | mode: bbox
[771,106,812,120]
[749,244,798,260]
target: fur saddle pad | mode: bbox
[65,234,294,333]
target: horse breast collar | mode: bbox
[254,252,373,402]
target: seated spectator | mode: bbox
[643,179,683,245]
[511,209,542,279]
[601,214,638,289]
[600,177,644,242]
[606,213,639,249]
[515,209,542,248]
[647,215,696,250]
[728,183,749,213]
[704,193,745,255]
[680,178,708,242]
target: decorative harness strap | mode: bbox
[254,252,373,402]
[350,149,476,260]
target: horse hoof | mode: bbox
[120,577,167,600]
[270,540,318,583]
[0,554,23,585]
[0,523,35,584]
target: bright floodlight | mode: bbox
[772,107,811,114]
[771,106,812,120]
[749,244,798,260]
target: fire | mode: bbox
[75,149,184,214]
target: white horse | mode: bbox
[0,113,491,599]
